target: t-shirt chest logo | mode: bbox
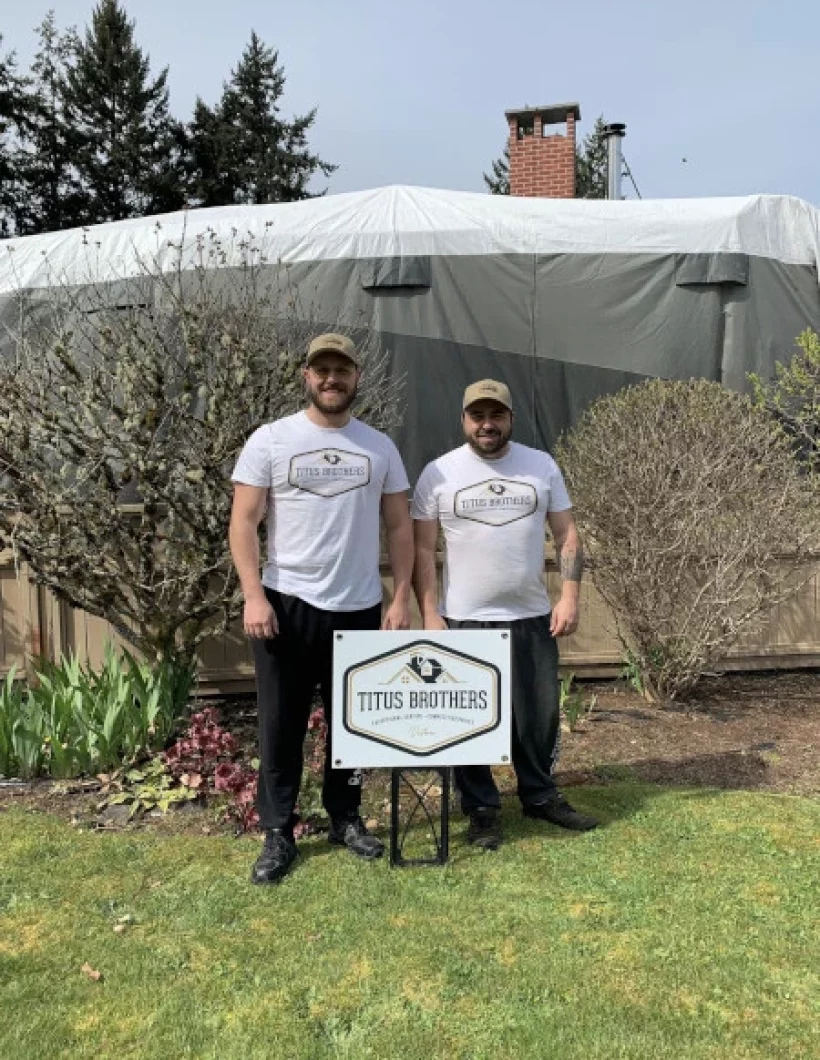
[288,448,372,497]
[454,478,537,526]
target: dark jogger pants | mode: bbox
[447,614,561,812]
[252,589,382,830]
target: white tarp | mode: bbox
[1,185,819,294]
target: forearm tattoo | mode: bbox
[558,546,584,582]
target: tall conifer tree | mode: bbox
[0,39,32,237]
[483,145,510,195]
[62,0,184,223]
[575,116,608,199]
[15,14,82,235]
[188,31,334,207]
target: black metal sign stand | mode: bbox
[390,767,451,867]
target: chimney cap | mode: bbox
[602,122,627,137]
[505,102,581,125]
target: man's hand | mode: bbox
[382,597,411,630]
[550,597,579,637]
[244,595,278,639]
[423,612,448,631]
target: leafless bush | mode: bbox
[556,378,819,702]
[0,223,403,664]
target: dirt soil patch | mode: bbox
[1,670,817,833]
[555,669,820,797]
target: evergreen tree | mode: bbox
[62,0,185,223]
[188,31,334,207]
[15,14,83,235]
[0,39,32,237]
[575,115,608,199]
[483,145,509,195]
[186,97,234,207]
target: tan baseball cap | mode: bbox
[462,379,513,412]
[306,332,359,367]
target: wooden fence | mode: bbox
[2,552,819,692]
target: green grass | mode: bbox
[1,785,818,1060]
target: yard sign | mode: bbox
[331,630,511,769]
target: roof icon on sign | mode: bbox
[382,653,460,686]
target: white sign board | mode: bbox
[331,630,511,768]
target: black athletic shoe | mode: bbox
[251,828,297,885]
[523,793,599,832]
[328,815,385,859]
[466,808,503,850]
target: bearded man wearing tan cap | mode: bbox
[412,379,598,850]
[230,333,413,883]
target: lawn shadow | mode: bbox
[622,749,774,790]
[497,744,782,840]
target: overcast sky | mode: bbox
[2,0,818,204]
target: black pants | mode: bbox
[448,614,560,812]
[252,589,382,830]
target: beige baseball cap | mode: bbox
[462,379,513,412]
[305,332,359,367]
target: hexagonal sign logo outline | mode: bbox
[454,478,538,526]
[288,448,372,497]
[343,638,501,756]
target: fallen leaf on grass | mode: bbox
[81,963,103,982]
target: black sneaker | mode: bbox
[523,793,599,832]
[251,828,297,885]
[466,808,502,850]
[328,815,385,859]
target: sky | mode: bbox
[2,0,818,205]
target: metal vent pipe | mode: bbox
[603,123,626,200]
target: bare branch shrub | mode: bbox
[556,378,819,702]
[0,223,403,664]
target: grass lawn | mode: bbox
[1,783,818,1060]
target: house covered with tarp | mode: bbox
[1,185,818,478]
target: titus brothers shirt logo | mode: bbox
[454,478,537,526]
[288,448,372,497]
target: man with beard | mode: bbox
[230,333,413,883]
[412,379,598,850]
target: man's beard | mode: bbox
[467,425,512,457]
[306,380,358,415]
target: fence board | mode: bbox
[1,556,818,689]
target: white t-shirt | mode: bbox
[232,411,409,611]
[411,442,572,621]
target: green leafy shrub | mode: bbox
[99,758,199,819]
[0,646,194,779]
[750,328,820,476]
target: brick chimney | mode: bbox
[505,103,580,198]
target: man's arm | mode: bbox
[547,508,584,637]
[413,518,447,631]
[381,491,413,630]
[229,483,278,638]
